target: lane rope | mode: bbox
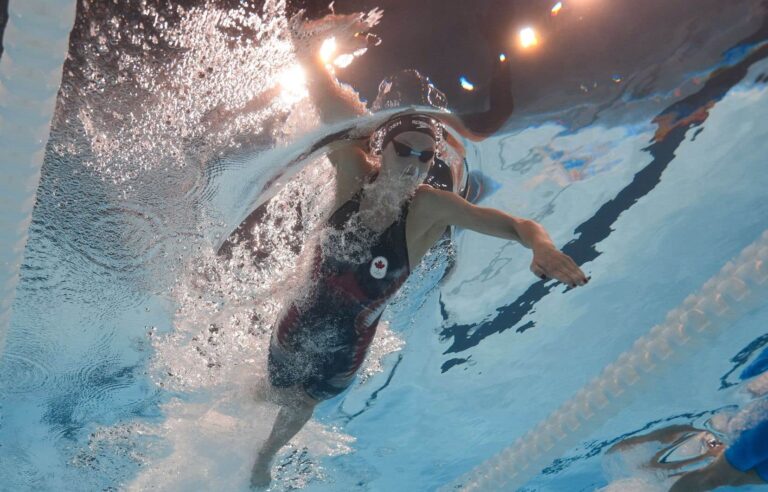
[0,0,77,354]
[450,229,768,491]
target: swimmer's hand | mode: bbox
[530,244,589,288]
[290,8,383,62]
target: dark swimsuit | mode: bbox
[268,178,412,401]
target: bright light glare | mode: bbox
[459,76,475,91]
[551,2,563,16]
[319,37,337,63]
[519,27,539,49]
[320,37,366,68]
[278,64,308,104]
[499,53,507,62]
[333,53,355,68]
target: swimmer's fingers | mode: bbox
[552,261,587,288]
[293,13,363,41]
[552,252,588,287]
[532,247,589,287]
[563,255,589,286]
[364,8,384,28]
[314,15,376,53]
[555,267,582,288]
[534,264,574,287]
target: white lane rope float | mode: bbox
[0,1,77,354]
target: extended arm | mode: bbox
[608,425,700,453]
[295,41,368,124]
[291,12,375,124]
[289,11,381,177]
[429,187,589,288]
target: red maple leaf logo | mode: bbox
[375,260,385,269]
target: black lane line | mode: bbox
[439,34,768,372]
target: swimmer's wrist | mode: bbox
[513,219,554,251]
[531,239,555,252]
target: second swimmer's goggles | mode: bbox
[391,139,435,163]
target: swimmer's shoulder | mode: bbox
[410,184,459,222]
[413,184,463,207]
[411,184,473,230]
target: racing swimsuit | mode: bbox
[268,181,412,401]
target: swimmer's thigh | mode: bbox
[267,341,303,388]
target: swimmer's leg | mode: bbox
[250,387,317,489]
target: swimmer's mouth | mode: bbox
[401,165,421,178]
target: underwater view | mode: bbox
[1,0,768,490]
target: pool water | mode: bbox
[1,1,768,491]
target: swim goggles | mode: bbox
[392,139,435,163]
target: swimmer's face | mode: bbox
[381,131,435,183]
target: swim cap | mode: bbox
[380,114,438,147]
[369,69,445,155]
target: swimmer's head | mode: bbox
[370,70,446,187]
[378,116,438,185]
[380,114,438,147]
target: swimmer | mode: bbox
[249,9,588,488]
[608,422,767,491]
[608,346,768,491]
[608,424,726,472]
[669,345,768,492]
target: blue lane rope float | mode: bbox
[449,229,768,491]
[0,1,77,354]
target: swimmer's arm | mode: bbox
[290,11,378,124]
[296,51,375,173]
[299,53,369,123]
[608,425,699,453]
[428,187,588,286]
[429,187,549,248]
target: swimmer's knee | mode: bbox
[294,386,319,409]
[267,384,317,409]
